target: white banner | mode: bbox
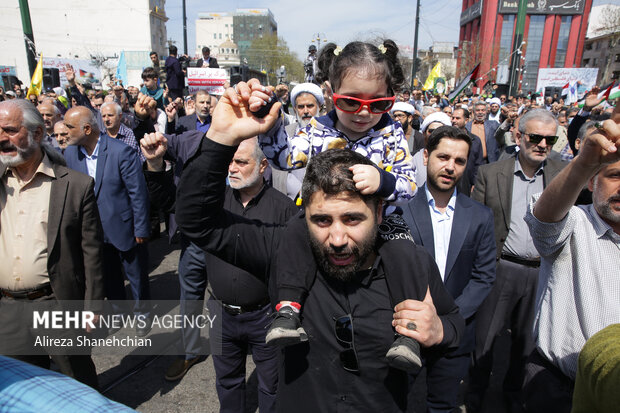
[187,68,229,95]
[536,68,599,96]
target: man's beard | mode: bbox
[595,193,620,224]
[309,228,377,282]
[0,131,38,166]
[296,113,312,128]
[228,163,261,190]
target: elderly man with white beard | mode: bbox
[141,129,297,413]
[270,83,324,200]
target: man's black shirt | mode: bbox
[206,184,296,305]
[175,137,464,412]
[143,130,297,306]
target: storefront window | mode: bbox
[554,16,572,67]
[522,15,545,92]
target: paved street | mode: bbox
[94,236,511,413]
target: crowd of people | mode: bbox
[0,40,618,413]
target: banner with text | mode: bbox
[42,57,101,87]
[536,67,599,98]
[498,0,585,15]
[188,68,229,95]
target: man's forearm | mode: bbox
[533,157,597,223]
[176,136,237,240]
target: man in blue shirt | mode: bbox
[165,90,211,135]
[401,126,496,412]
[63,106,152,336]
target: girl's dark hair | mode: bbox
[316,39,405,94]
[302,149,381,211]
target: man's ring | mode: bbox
[406,322,417,331]
[594,121,604,131]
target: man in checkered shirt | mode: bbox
[523,115,620,413]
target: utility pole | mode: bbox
[508,0,527,97]
[182,0,188,55]
[18,0,37,77]
[411,0,421,89]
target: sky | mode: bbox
[166,0,620,60]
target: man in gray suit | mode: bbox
[0,99,105,388]
[466,109,566,412]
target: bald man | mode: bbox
[63,106,152,335]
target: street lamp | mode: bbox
[311,33,328,47]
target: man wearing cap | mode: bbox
[413,112,452,188]
[488,98,501,123]
[390,101,424,155]
[270,83,324,200]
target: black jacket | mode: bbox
[196,57,219,68]
[175,137,465,412]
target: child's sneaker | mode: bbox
[385,335,422,374]
[265,306,308,346]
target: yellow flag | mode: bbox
[423,62,441,91]
[27,55,43,97]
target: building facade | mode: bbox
[1,0,168,84]
[195,9,277,62]
[581,4,620,85]
[195,12,234,58]
[233,9,277,56]
[457,0,593,94]
[418,42,458,89]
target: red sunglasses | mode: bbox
[332,94,396,114]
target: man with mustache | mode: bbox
[100,102,144,162]
[467,109,566,412]
[466,101,500,163]
[142,132,297,410]
[165,90,211,135]
[37,101,61,149]
[521,113,620,412]
[173,80,464,412]
[270,83,324,200]
[289,83,323,131]
[0,99,104,388]
[400,126,496,412]
[390,101,424,155]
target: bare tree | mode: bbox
[594,5,620,84]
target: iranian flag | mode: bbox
[449,64,480,103]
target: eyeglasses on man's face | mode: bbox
[524,132,558,146]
